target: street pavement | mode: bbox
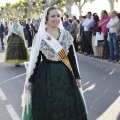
[0,49,120,120]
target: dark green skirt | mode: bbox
[5,34,29,63]
[31,60,87,120]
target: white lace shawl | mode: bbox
[40,29,73,61]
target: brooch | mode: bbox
[47,35,51,41]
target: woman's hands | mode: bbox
[25,82,32,90]
[76,79,82,88]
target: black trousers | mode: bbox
[104,34,109,58]
[0,35,4,48]
[81,34,85,53]
[85,31,93,55]
[27,33,32,47]
[73,38,78,52]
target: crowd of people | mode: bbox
[0,18,40,49]
[62,10,120,63]
[1,9,120,65]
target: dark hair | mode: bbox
[87,11,92,15]
[73,16,77,20]
[68,19,72,23]
[77,20,79,24]
[46,6,58,21]
[61,17,63,22]
[93,13,97,16]
[102,10,108,15]
[65,14,69,18]
[82,16,86,19]
[117,13,120,19]
[93,14,99,23]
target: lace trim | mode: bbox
[26,33,41,81]
[40,30,73,61]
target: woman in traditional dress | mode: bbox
[5,18,29,66]
[22,6,87,120]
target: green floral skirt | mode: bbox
[5,34,29,63]
[23,60,88,120]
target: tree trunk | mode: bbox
[108,0,115,11]
[65,5,72,17]
[27,0,32,19]
[76,1,86,16]
[27,8,32,19]
[77,4,82,16]
[110,1,114,11]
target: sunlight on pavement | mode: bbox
[97,96,120,120]
[109,69,116,75]
[83,84,95,93]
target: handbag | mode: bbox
[94,32,104,46]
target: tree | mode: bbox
[64,0,73,17]
[74,0,95,16]
[108,0,119,11]
[26,0,62,19]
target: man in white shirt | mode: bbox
[106,10,119,63]
[82,12,94,56]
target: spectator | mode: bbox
[93,14,104,59]
[69,16,78,52]
[82,12,94,56]
[4,21,8,35]
[31,19,35,37]
[25,19,33,47]
[117,13,120,41]
[34,19,40,33]
[98,10,111,59]
[22,20,27,40]
[0,20,5,50]
[63,15,69,30]
[107,10,119,63]
[78,16,86,53]
[22,20,27,28]
[66,19,72,31]
[92,14,100,58]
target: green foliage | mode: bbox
[1,0,112,20]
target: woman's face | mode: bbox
[46,9,60,27]
[14,19,18,25]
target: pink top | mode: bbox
[99,16,111,36]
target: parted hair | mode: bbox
[46,6,58,21]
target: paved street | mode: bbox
[0,49,120,120]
